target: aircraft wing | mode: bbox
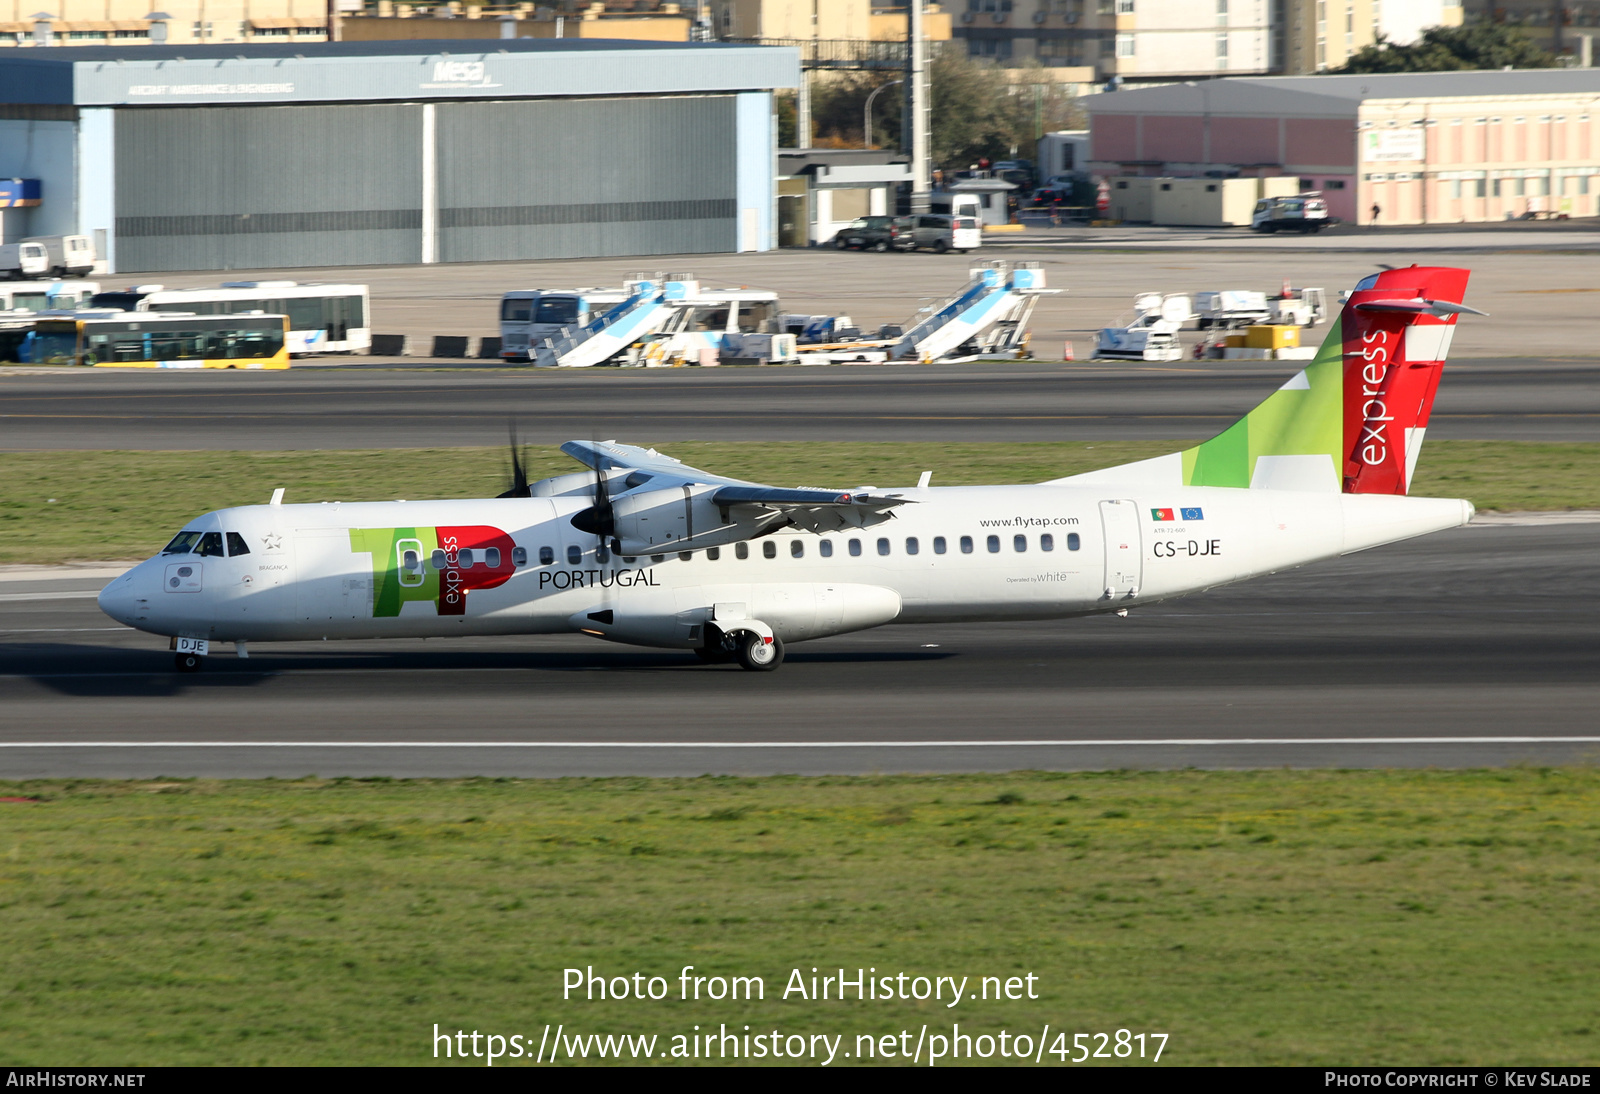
[560,440,910,533]
[560,439,752,485]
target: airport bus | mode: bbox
[90,281,369,355]
[498,288,629,361]
[27,311,289,369]
[0,281,100,314]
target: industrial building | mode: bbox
[0,38,797,273]
[1087,68,1600,225]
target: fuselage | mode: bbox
[98,483,1473,650]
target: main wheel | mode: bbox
[934,239,951,254]
[873,240,889,252]
[835,237,849,250]
[175,652,203,673]
[736,632,784,672]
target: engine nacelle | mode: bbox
[608,484,780,555]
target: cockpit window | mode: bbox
[197,532,226,557]
[226,532,250,557]
[162,531,202,555]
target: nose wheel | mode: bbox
[174,652,204,673]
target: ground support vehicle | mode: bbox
[905,215,983,254]
[22,234,95,277]
[1094,293,1193,363]
[830,216,912,252]
[1250,194,1336,233]
[0,242,48,280]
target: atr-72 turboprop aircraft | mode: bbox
[100,266,1483,673]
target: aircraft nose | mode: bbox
[98,569,145,626]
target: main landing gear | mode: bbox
[696,625,785,672]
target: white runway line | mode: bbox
[2,737,1598,749]
[0,591,101,603]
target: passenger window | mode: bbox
[820,540,833,558]
[511,546,527,567]
[849,539,862,557]
[960,535,974,554]
[1041,534,1054,552]
[161,531,202,555]
[539,546,555,565]
[875,538,889,556]
[707,547,721,561]
[1068,532,1081,551]
[763,541,777,559]
[736,542,749,560]
[1014,534,1027,553]
[486,547,501,568]
[458,549,475,568]
[905,537,919,555]
[987,535,1000,553]
[791,540,804,558]
[567,545,582,564]
[225,532,250,557]
[432,549,448,569]
[933,536,946,555]
[197,531,225,558]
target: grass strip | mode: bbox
[0,769,1596,1066]
[3,440,1598,564]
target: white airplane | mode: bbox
[100,266,1483,674]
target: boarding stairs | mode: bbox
[889,263,1056,362]
[533,279,690,368]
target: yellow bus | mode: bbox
[29,312,290,369]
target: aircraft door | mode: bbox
[1099,500,1142,601]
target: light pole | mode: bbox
[864,78,903,149]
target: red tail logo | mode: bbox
[1340,267,1471,495]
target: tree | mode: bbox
[807,54,1085,171]
[1335,24,1558,73]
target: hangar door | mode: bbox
[115,104,423,273]
[436,96,737,262]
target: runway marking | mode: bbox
[0,591,100,603]
[2,737,1597,749]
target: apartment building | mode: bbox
[1,0,334,45]
[1277,0,1463,75]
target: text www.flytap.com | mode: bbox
[433,1023,1167,1065]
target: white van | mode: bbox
[907,215,983,254]
[22,235,96,278]
[0,242,49,280]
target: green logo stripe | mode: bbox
[1182,316,1345,488]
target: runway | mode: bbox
[3,519,1596,777]
[3,357,1600,448]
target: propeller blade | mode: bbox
[497,421,531,498]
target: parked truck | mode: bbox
[0,242,48,280]
[22,235,95,278]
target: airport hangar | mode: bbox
[0,38,799,274]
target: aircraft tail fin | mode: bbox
[1050,265,1478,495]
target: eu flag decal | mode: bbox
[1180,507,1205,521]
[1151,508,1175,522]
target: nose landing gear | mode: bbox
[174,652,204,673]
